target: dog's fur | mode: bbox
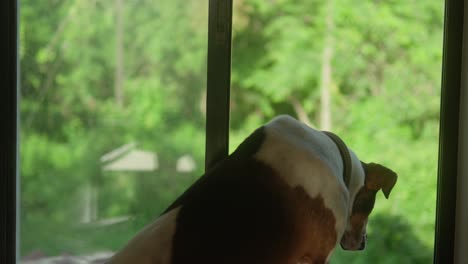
[109,115,397,264]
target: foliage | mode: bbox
[20,0,443,262]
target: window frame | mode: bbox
[205,0,233,170]
[433,0,464,263]
[454,1,468,260]
[2,0,464,262]
[1,0,19,263]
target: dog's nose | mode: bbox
[358,234,367,250]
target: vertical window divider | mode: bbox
[205,0,233,171]
[1,0,19,263]
[434,0,464,263]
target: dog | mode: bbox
[108,115,397,264]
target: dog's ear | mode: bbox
[361,162,397,199]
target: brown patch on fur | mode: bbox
[171,158,338,264]
[349,213,368,234]
[285,186,337,264]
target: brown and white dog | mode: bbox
[108,115,397,264]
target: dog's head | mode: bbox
[340,162,397,251]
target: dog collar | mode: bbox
[323,131,352,188]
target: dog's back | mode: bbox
[109,115,365,264]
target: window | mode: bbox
[229,1,444,263]
[1,0,465,263]
[18,0,208,261]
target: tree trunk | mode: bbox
[114,0,124,107]
[320,0,334,131]
[289,96,315,128]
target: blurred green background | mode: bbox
[20,0,443,263]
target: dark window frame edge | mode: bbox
[454,0,468,260]
[434,0,464,263]
[205,0,233,171]
[1,0,19,263]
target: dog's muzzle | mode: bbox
[340,233,367,251]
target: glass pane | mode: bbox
[231,1,444,263]
[19,0,207,262]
